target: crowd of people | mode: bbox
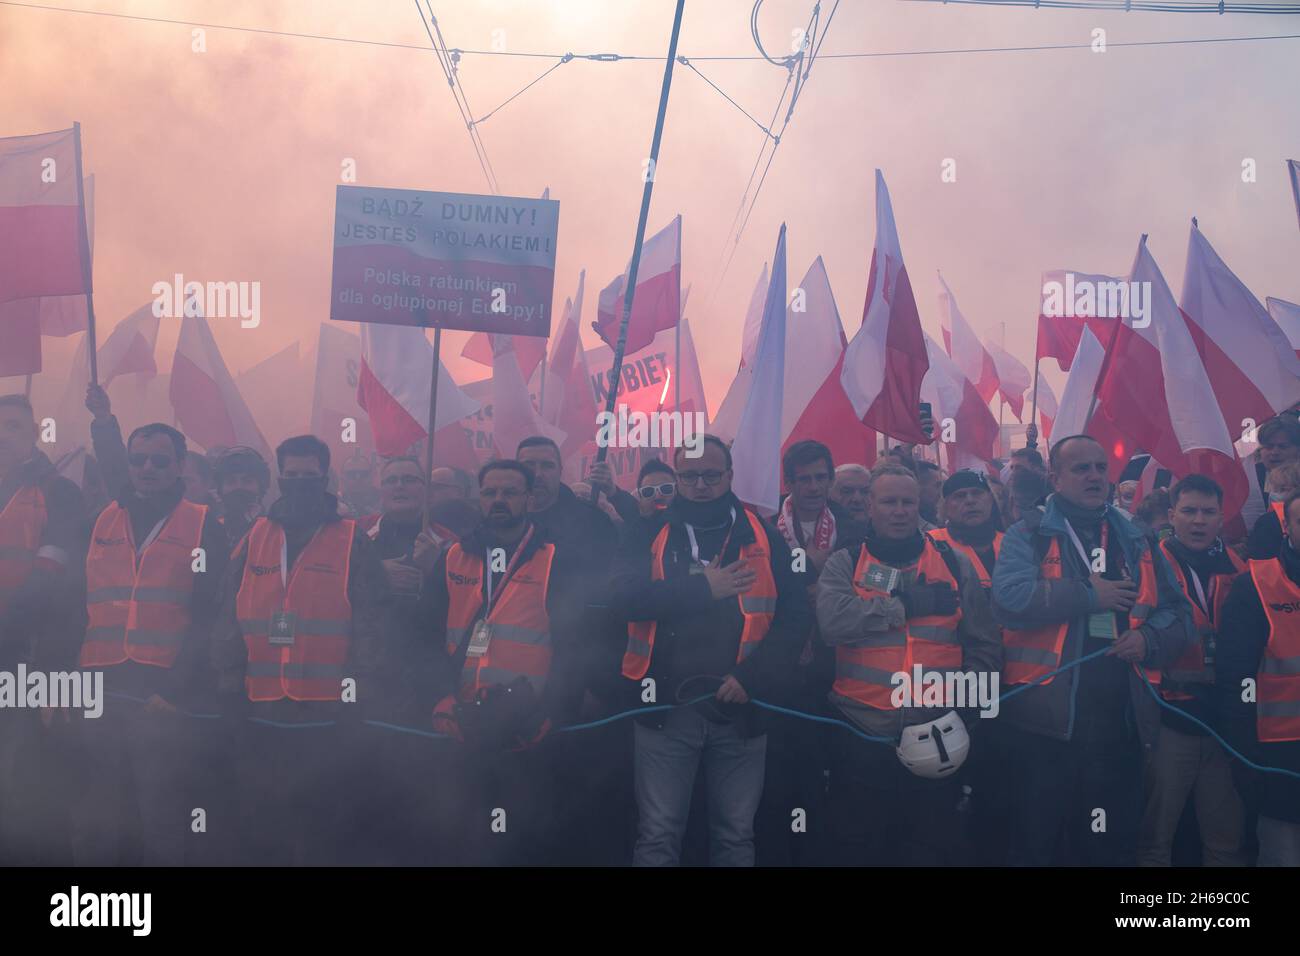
[1,382,1299,867]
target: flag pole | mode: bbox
[422,326,443,530]
[674,315,681,412]
[23,375,32,399]
[1083,239,1141,431]
[597,0,686,465]
[72,122,97,387]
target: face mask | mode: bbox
[277,476,328,522]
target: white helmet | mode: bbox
[896,710,970,779]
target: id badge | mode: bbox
[1202,632,1217,668]
[688,562,706,576]
[466,619,492,658]
[268,611,297,646]
[860,562,900,594]
[1087,611,1119,641]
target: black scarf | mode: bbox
[268,490,340,530]
[948,516,999,549]
[864,524,926,566]
[672,491,741,530]
[1165,536,1235,579]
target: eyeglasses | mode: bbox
[381,474,426,487]
[128,453,173,469]
[638,483,676,499]
[677,471,725,487]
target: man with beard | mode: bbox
[73,421,227,865]
[0,395,85,864]
[817,462,1000,865]
[422,459,584,864]
[213,434,386,865]
[614,435,810,866]
[831,464,871,525]
[992,434,1192,866]
[930,471,1003,585]
[1138,474,1246,866]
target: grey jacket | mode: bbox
[991,496,1193,749]
[816,534,1002,740]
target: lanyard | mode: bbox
[136,515,168,557]
[685,508,737,568]
[1187,567,1214,620]
[484,524,535,617]
[1063,519,1108,573]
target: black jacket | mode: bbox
[1247,508,1284,561]
[610,494,812,736]
[1216,548,1300,823]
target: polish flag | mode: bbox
[986,337,1031,421]
[841,170,930,445]
[460,331,548,382]
[490,333,564,459]
[1179,222,1300,432]
[730,224,788,515]
[1037,375,1059,442]
[1035,270,1121,372]
[357,323,480,462]
[921,332,999,473]
[0,299,41,376]
[170,315,270,458]
[1051,325,1105,443]
[543,270,597,463]
[937,273,999,405]
[1093,237,1246,515]
[98,303,160,387]
[710,262,768,442]
[1265,297,1300,360]
[0,127,89,305]
[592,214,682,355]
[311,323,374,470]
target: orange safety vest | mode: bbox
[80,499,206,669]
[0,486,45,618]
[623,509,777,681]
[1272,500,1286,526]
[236,517,355,702]
[928,527,1002,587]
[1002,529,1161,687]
[1158,538,1245,700]
[831,537,965,711]
[445,538,556,700]
[1248,557,1300,743]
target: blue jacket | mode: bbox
[991,496,1193,748]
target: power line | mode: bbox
[5,1,1300,60]
[902,0,1300,12]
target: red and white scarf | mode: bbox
[777,496,836,552]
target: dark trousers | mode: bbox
[69,703,193,866]
[344,724,444,866]
[826,727,969,866]
[0,710,76,866]
[232,722,356,866]
[1005,726,1143,866]
[756,713,829,866]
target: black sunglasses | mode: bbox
[637,483,676,499]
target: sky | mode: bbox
[3,0,1300,420]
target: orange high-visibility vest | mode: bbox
[1272,500,1285,526]
[1002,530,1161,687]
[1248,557,1300,742]
[928,527,1002,587]
[1158,538,1245,700]
[445,538,556,700]
[831,536,965,710]
[236,517,355,702]
[80,499,206,669]
[0,486,45,618]
[623,509,777,680]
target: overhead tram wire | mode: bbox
[900,0,1300,12]
[413,1,499,194]
[3,2,1299,57]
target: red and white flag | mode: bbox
[710,262,768,442]
[987,338,1031,421]
[98,303,160,387]
[490,332,563,459]
[1051,325,1105,443]
[542,271,597,465]
[592,214,682,355]
[1035,270,1120,372]
[841,170,930,445]
[937,273,999,405]
[311,323,373,469]
[1179,222,1300,433]
[1265,297,1300,360]
[460,331,548,382]
[0,299,42,376]
[0,127,89,305]
[1037,375,1059,442]
[170,315,270,457]
[731,224,788,515]
[1093,237,1246,515]
[921,333,999,473]
[1289,159,1300,232]
[357,323,479,462]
